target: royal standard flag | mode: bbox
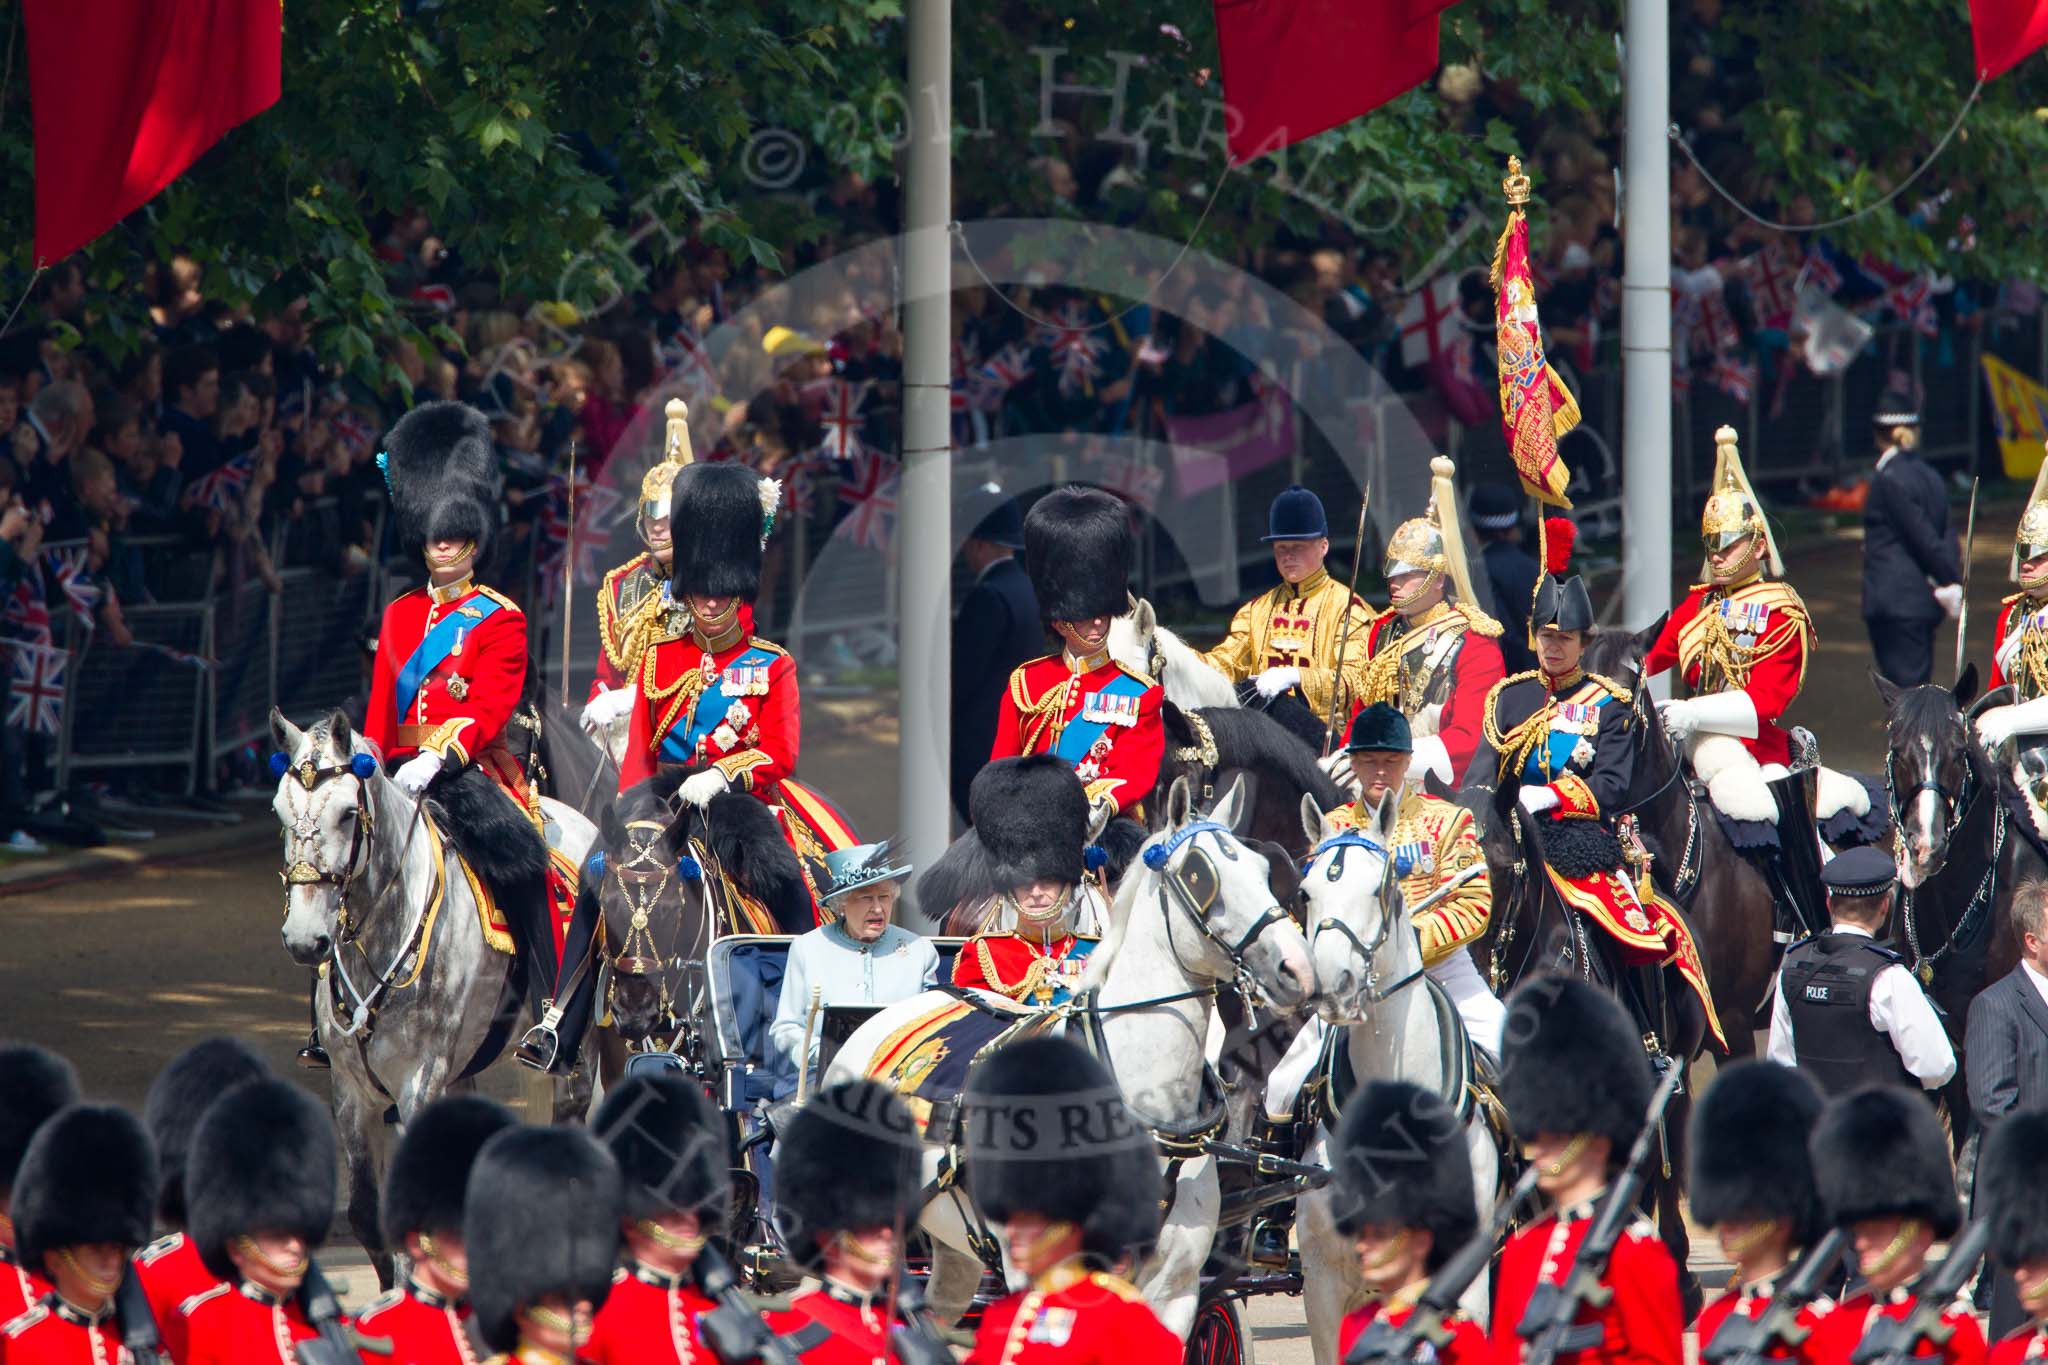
[1981,353,2048,480]
[1493,157,1580,508]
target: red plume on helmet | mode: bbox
[1543,516,1577,575]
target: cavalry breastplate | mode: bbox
[2009,602,2048,702]
[1779,936,1916,1096]
[1368,614,1465,718]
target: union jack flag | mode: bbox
[833,450,898,550]
[1710,354,1757,404]
[536,469,623,600]
[330,408,377,457]
[816,380,869,462]
[971,345,1032,412]
[1884,276,1939,338]
[1739,246,1799,330]
[45,548,100,621]
[1801,249,1844,298]
[1039,301,1108,396]
[2,572,49,645]
[660,332,719,404]
[187,455,253,512]
[8,642,64,735]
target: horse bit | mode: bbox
[278,750,378,941]
[1302,829,1420,1005]
[604,818,692,1029]
[1142,819,1295,1003]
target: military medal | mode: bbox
[448,675,470,700]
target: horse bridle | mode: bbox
[603,818,706,1037]
[1302,828,1419,1006]
[1885,720,1977,878]
[1142,819,1295,996]
[278,752,376,940]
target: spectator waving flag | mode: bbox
[187,453,253,511]
[45,547,100,621]
[1739,246,1799,331]
[816,379,870,462]
[1040,301,1108,397]
[1397,274,1461,368]
[8,643,65,736]
[1710,354,1757,404]
[1492,157,1578,508]
[834,450,899,550]
[536,467,622,600]
[971,345,1032,412]
[3,572,50,646]
[1884,274,1940,338]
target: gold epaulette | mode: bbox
[1584,671,1633,704]
[1725,577,1808,616]
[2004,590,2027,609]
[746,636,791,658]
[476,584,523,615]
[1086,1271,1148,1303]
[1112,658,1158,689]
[1455,602,1504,638]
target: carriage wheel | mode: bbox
[1184,1297,1253,1365]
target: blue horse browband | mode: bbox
[1143,819,1232,869]
[1303,830,1388,871]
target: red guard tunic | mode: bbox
[1338,1299,1495,1365]
[582,1264,714,1365]
[1692,1273,1835,1365]
[133,1234,219,1363]
[1490,1200,1683,1365]
[1358,603,1505,782]
[174,1282,325,1365]
[763,1283,899,1365]
[952,932,1095,1006]
[351,1280,474,1365]
[965,1265,1181,1365]
[1805,1290,1989,1365]
[989,650,1163,816]
[1642,578,1811,768]
[0,1247,48,1336]
[592,553,664,700]
[1991,593,2048,698]
[1990,1324,2048,1365]
[0,1297,129,1365]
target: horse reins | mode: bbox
[1302,829,1424,1007]
[1888,730,2005,984]
[605,818,686,1030]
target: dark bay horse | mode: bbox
[1155,702,1351,866]
[1876,666,2031,1145]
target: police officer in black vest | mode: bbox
[951,490,1042,823]
[1766,845,1956,1096]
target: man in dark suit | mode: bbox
[1471,481,1538,675]
[1966,877,2048,1338]
[950,492,1041,823]
[1862,384,1964,686]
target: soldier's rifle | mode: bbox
[1515,1063,1684,1365]
[693,1242,804,1365]
[1701,1227,1849,1365]
[114,1265,171,1365]
[1322,484,1373,756]
[1344,1164,1541,1364]
[1850,1219,1992,1365]
[296,1261,392,1365]
[1954,476,1979,684]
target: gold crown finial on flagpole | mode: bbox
[1503,156,1531,206]
[664,398,695,466]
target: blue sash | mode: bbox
[1051,671,1147,766]
[396,595,503,717]
[1044,937,1099,1005]
[1520,694,1609,786]
[663,645,778,762]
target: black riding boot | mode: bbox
[1766,771,1830,940]
[296,976,331,1070]
[515,892,599,1075]
[1248,1115,1303,1268]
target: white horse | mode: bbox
[1292,791,1501,1365]
[1109,598,1241,711]
[827,774,1315,1339]
[269,707,597,1279]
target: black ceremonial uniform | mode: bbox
[951,556,1041,822]
[1862,388,1961,688]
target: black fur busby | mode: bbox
[771,1081,921,1274]
[15,1104,157,1267]
[1024,486,1131,624]
[465,1125,622,1353]
[0,1043,79,1197]
[670,462,774,601]
[383,401,501,567]
[1499,977,1652,1153]
[1979,1109,2048,1267]
[382,1096,515,1246]
[1687,1060,1825,1245]
[186,1079,336,1279]
[1811,1086,1960,1238]
[144,1037,270,1227]
[964,1036,1162,1264]
[1331,1081,1479,1271]
[591,1070,731,1225]
[971,755,1087,891]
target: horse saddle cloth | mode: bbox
[865,988,1055,1138]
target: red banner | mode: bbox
[26,0,281,263]
[1971,0,2048,77]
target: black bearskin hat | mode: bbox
[1687,1060,1825,1245]
[382,1095,515,1246]
[466,1126,621,1353]
[186,1079,336,1279]
[591,1070,731,1225]
[964,1036,1161,1265]
[1024,486,1131,624]
[772,1081,921,1274]
[15,1104,157,1267]
[1979,1108,2048,1268]
[145,1037,269,1227]
[971,755,1087,891]
[1331,1081,1479,1272]
[0,1043,78,1198]
[382,401,501,567]
[1499,978,1652,1152]
[671,462,775,601]
[1811,1086,1960,1238]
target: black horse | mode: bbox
[1876,665,2032,1147]
[1154,702,1351,866]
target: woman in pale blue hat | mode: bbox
[769,842,939,1088]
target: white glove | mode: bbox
[1679,688,1759,738]
[1657,698,1700,741]
[395,751,443,797]
[1253,666,1301,700]
[1405,734,1453,788]
[679,769,730,808]
[1972,698,2048,750]
[1518,785,1561,816]
[1933,583,1964,620]
[579,684,637,734]
[1318,749,1362,797]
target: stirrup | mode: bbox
[296,1037,331,1071]
[1248,1215,1294,1270]
[514,1004,564,1073]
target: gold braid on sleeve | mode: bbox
[1011,671,1072,755]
